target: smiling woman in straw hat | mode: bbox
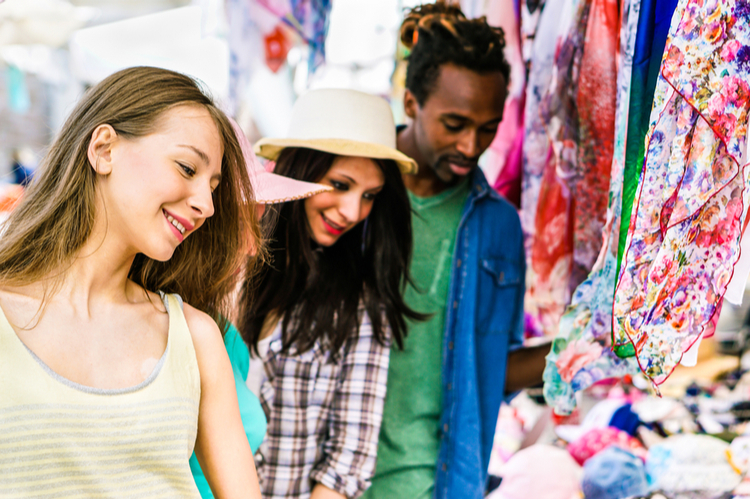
[237,88,425,499]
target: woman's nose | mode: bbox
[337,192,362,223]
[190,183,215,218]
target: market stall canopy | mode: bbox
[0,0,93,47]
[69,6,229,102]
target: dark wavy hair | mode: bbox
[401,1,511,105]
[238,147,426,356]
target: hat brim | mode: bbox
[252,170,332,204]
[254,137,418,175]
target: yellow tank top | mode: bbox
[0,293,201,499]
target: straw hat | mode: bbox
[230,118,332,204]
[254,89,417,175]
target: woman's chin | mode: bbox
[312,232,338,247]
[142,245,178,263]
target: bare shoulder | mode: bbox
[182,303,227,375]
[183,303,223,349]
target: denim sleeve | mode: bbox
[509,234,527,352]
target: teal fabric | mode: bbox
[189,323,267,498]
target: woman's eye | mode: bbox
[178,162,196,176]
[330,180,348,191]
[363,192,378,201]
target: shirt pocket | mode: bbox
[477,257,523,335]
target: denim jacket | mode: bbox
[434,169,525,499]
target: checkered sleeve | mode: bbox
[309,312,390,498]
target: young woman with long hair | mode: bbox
[237,88,426,499]
[0,66,261,498]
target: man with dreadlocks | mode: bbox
[364,2,549,498]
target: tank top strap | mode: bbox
[159,292,200,389]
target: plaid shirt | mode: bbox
[254,311,390,498]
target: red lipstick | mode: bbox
[321,214,344,236]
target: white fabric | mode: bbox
[725,127,750,305]
[680,334,702,367]
[246,334,273,397]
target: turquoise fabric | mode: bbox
[189,323,267,498]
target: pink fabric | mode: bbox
[556,339,604,383]
[496,445,583,499]
[493,123,524,207]
[567,427,646,466]
[483,0,525,206]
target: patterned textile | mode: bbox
[483,0,525,207]
[255,311,389,498]
[616,0,684,318]
[615,0,681,358]
[520,0,566,249]
[543,0,641,415]
[567,427,647,466]
[614,0,750,386]
[527,0,619,337]
[574,0,620,276]
[249,0,331,74]
[520,0,547,70]
[526,0,590,337]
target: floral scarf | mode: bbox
[614,0,750,387]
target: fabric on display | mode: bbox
[616,0,681,317]
[520,0,567,254]
[483,0,525,207]
[645,434,742,496]
[581,446,649,499]
[573,0,620,279]
[492,445,583,499]
[520,0,547,70]
[526,0,620,338]
[526,0,590,337]
[567,426,647,466]
[723,131,750,304]
[543,0,641,415]
[288,0,331,71]
[613,0,680,358]
[614,0,750,387]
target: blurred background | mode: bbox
[0,0,440,183]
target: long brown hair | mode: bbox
[0,66,261,333]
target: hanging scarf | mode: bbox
[544,0,641,415]
[614,0,750,387]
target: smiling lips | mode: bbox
[163,209,194,243]
[321,214,344,236]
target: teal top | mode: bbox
[189,323,267,498]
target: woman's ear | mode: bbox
[87,124,117,176]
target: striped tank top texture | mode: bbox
[0,293,201,499]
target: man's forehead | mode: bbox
[425,63,507,120]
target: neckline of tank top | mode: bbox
[12,291,179,396]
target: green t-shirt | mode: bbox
[364,178,469,499]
